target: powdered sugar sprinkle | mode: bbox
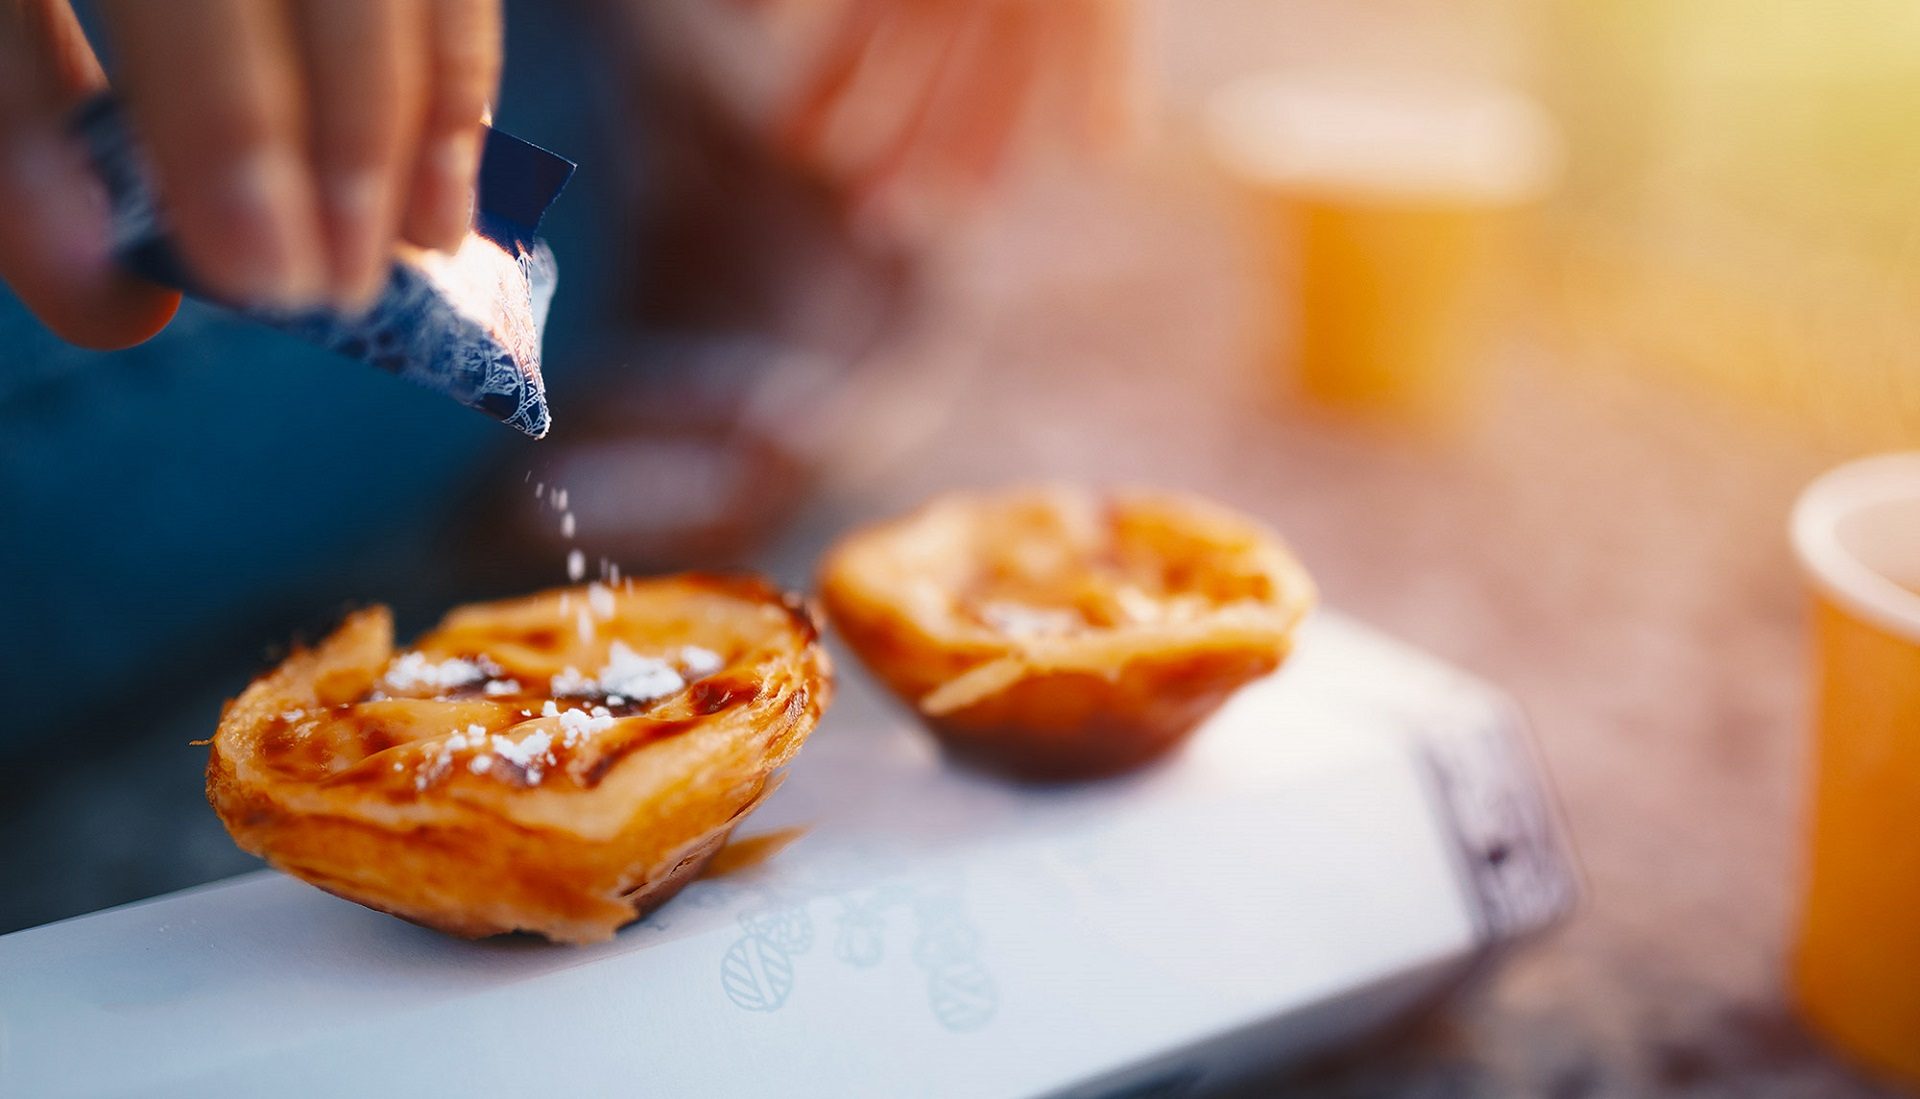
[385,652,489,692]
[545,641,723,705]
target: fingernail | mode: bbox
[424,131,481,251]
[221,148,326,309]
[324,168,387,312]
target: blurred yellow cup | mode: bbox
[1792,453,1920,1085]
[1205,75,1559,432]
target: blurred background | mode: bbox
[5,0,1920,1095]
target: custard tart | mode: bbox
[819,487,1314,780]
[207,575,831,943]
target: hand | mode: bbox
[0,0,501,350]
[768,0,1138,239]
[597,0,1137,245]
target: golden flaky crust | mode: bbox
[819,486,1314,780]
[207,575,831,944]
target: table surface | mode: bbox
[0,154,1904,1099]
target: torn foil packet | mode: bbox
[74,96,574,438]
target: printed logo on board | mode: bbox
[716,875,997,1031]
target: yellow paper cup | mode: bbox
[1205,75,1559,433]
[1791,453,1920,1084]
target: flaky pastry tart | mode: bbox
[207,575,831,943]
[820,486,1314,780]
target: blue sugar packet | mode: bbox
[74,96,574,437]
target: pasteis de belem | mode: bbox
[207,575,832,943]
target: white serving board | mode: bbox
[0,614,1576,1099]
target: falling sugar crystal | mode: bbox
[588,582,615,619]
[567,550,586,582]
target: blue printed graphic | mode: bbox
[717,870,997,1030]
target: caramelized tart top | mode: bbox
[819,486,1315,715]
[214,575,828,841]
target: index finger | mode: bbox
[402,0,501,251]
[97,0,328,309]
